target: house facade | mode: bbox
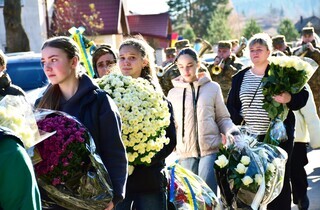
[0,0,172,56]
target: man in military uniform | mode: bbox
[158,39,191,96]
[272,35,292,56]
[210,41,243,102]
[293,26,320,115]
[162,47,176,67]
[230,37,248,58]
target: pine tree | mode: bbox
[242,19,262,39]
[277,19,299,42]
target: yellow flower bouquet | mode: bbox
[97,73,171,175]
[262,56,317,145]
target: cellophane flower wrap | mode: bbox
[97,73,171,175]
[0,95,41,148]
[34,109,113,210]
[167,162,223,210]
[214,127,287,210]
[262,56,317,145]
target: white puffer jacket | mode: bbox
[294,84,320,149]
[167,74,238,158]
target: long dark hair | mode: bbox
[37,36,81,109]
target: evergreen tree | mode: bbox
[205,6,232,45]
[277,19,299,42]
[242,19,262,39]
[182,25,196,42]
[167,0,228,37]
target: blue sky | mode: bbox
[127,0,169,14]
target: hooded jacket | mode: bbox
[167,73,237,158]
[36,74,127,205]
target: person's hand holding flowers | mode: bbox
[262,56,317,145]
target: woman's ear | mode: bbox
[196,61,201,69]
[142,58,149,68]
[71,56,79,69]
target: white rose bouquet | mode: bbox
[97,73,171,175]
[214,127,287,210]
[0,95,41,148]
[262,56,317,145]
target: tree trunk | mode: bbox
[3,0,30,52]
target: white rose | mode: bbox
[295,59,306,71]
[240,156,250,166]
[254,174,263,185]
[242,176,253,186]
[278,58,287,68]
[215,155,229,168]
[267,162,276,173]
[235,163,247,174]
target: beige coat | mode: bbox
[167,74,237,158]
[294,84,320,149]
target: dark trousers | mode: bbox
[290,142,309,204]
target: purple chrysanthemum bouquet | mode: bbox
[33,109,113,210]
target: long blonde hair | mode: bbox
[119,35,163,94]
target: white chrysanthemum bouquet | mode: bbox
[97,73,171,175]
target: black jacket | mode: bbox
[36,74,127,205]
[0,72,25,97]
[125,99,177,194]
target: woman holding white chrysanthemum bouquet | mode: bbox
[227,33,309,210]
[98,36,176,210]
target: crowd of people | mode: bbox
[1,25,320,210]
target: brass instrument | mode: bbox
[234,36,247,57]
[156,65,165,77]
[158,39,213,95]
[198,40,213,58]
[205,57,224,76]
[157,62,177,78]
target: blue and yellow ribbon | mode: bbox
[68,26,96,78]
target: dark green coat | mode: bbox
[0,128,41,210]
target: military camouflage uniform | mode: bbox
[293,40,320,116]
[209,55,243,103]
[158,63,209,96]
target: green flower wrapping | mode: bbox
[97,73,171,175]
[262,56,316,145]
